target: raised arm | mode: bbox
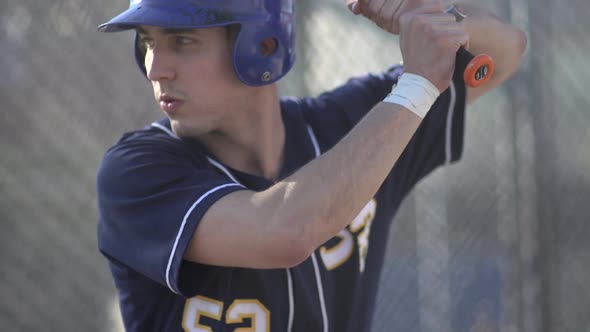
[186,3,468,269]
[348,0,527,104]
[456,3,527,104]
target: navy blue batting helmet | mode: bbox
[98,0,296,86]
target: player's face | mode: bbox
[137,25,252,137]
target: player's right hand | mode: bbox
[398,2,469,92]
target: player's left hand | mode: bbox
[347,0,438,35]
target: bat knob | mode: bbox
[464,53,495,88]
[456,47,495,88]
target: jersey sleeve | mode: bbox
[300,66,403,150]
[385,67,467,197]
[96,133,246,295]
[395,66,467,190]
[300,64,466,197]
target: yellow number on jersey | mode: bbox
[226,299,270,332]
[319,228,354,270]
[182,296,224,332]
[182,296,270,332]
[319,199,377,272]
[351,199,376,273]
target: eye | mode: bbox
[175,36,194,45]
[139,36,155,50]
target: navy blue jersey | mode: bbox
[97,66,466,332]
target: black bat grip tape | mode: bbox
[455,47,473,75]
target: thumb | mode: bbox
[347,1,362,15]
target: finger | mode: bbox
[356,0,370,16]
[399,11,456,35]
[347,1,362,15]
[432,21,468,37]
[462,33,470,50]
[395,1,445,32]
[379,0,405,33]
[363,0,388,22]
[374,0,392,28]
[415,12,460,25]
[404,2,444,15]
[352,1,362,14]
[442,28,470,51]
[437,20,470,48]
[457,31,470,49]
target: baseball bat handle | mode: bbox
[445,5,495,88]
[456,47,495,88]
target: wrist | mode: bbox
[382,73,441,118]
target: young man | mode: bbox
[96,0,526,331]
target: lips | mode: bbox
[159,95,184,114]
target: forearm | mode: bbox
[457,3,527,101]
[259,103,421,255]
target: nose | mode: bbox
[145,47,176,82]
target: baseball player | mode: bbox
[96,0,526,331]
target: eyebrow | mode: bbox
[136,27,197,35]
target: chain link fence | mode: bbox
[1,0,588,331]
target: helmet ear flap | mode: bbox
[133,33,148,79]
[231,21,294,86]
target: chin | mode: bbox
[170,120,209,139]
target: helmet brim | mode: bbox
[97,2,265,32]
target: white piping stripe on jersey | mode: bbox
[151,122,179,139]
[286,269,294,332]
[307,125,321,158]
[444,82,457,165]
[305,125,329,332]
[311,253,329,332]
[206,157,244,186]
[149,123,244,186]
[165,183,243,294]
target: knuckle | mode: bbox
[358,0,370,13]
[407,15,422,30]
[399,12,412,27]
[423,23,436,36]
[434,34,450,47]
[368,0,382,13]
[434,37,446,48]
[413,14,427,25]
[393,10,403,23]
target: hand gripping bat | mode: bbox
[346,1,495,88]
[446,5,494,88]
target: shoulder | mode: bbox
[100,122,196,169]
[97,120,210,198]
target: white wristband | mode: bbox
[382,73,440,118]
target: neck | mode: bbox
[198,86,284,181]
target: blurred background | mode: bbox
[1,0,588,331]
